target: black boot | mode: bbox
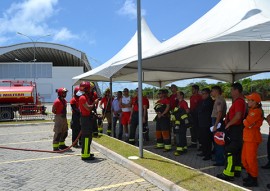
[261,162,270,169]
[59,145,69,150]
[243,176,258,187]
[243,173,251,182]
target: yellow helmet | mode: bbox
[90,82,95,88]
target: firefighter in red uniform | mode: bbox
[169,84,178,145]
[189,84,202,148]
[89,82,99,137]
[242,92,263,187]
[99,88,112,135]
[154,89,171,151]
[52,88,69,151]
[128,88,149,145]
[70,86,81,148]
[217,83,246,181]
[79,81,98,160]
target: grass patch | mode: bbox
[94,136,244,191]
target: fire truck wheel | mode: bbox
[0,108,14,121]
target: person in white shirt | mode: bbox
[119,88,132,142]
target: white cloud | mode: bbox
[53,28,78,41]
[0,0,77,42]
[117,0,146,19]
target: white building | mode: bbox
[0,42,100,102]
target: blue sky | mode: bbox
[0,0,269,92]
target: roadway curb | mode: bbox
[92,141,187,191]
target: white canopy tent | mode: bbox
[73,18,208,87]
[93,0,270,84]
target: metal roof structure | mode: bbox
[0,42,91,71]
[0,42,101,95]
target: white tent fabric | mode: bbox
[100,0,270,83]
[73,18,208,87]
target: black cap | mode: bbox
[171,84,177,88]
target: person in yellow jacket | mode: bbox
[242,92,264,187]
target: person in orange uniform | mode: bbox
[70,86,81,148]
[241,92,263,187]
[52,88,69,151]
[128,88,149,145]
[217,83,246,181]
[154,89,171,151]
[79,81,99,160]
[99,88,112,135]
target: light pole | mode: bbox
[17,32,51,81]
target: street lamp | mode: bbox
[17,32,51,81]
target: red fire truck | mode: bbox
[0,80,46,121]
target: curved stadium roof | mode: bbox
[0,42,92,72]
[0,42,101,95]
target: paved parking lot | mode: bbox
[0,124,162,191]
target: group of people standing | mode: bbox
[52,82,99,161]
[52,83,150,160]
[154,82,269,188]
[51,81,270,188]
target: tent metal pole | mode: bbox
[137,0,143,158]
[110,77,113,137]
[248,41,251,71]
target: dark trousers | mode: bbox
[199,126,212,157]
[175,126,187,148]
[92,117,98,136]
[71,116,81,145]
[80,116,93,159]
[129,112,139,145]
[190,111,199,144]
[156,116,171,149]
[267,133,270,161]
[113,116,123,139]
[223,140,242,177]
[72,126,81,145]
[212,117,225,164]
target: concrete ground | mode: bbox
[2,100,270,190]
[0,124,162,191]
